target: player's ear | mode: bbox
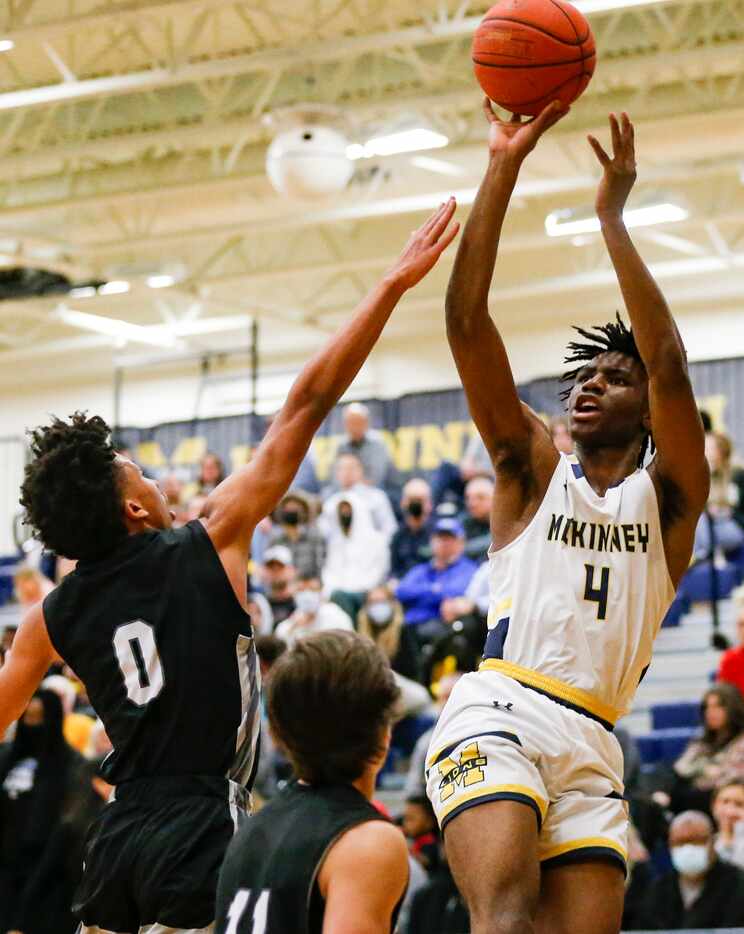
[123,498,150,523]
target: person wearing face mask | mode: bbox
[321,495,390,611]
[0,690,88,934]
[358,587,430,719]
[260,546,298,626]
[632,810,744,930]
[274,576,353,647]
[267,491,325,579]
[390,479,434,582]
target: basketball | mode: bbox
[472,0,596,116]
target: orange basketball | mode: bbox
[472,0,596,116]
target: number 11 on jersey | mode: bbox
[584,564,610,620]
[226,889,270,934]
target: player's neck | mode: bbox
[573,442,640,496]
[351,767,377,801]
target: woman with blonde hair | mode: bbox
[358,586,429,718]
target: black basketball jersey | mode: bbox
[43,520,260,787]
[215,781,400,934]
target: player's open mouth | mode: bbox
[574,397,602,418]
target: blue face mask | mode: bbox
[294,590,321,615]
[671,844,710,876]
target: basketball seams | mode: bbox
[546,0,589,44]
[479,14,584,46]
[492,70,591,108]
[474,52,596,69]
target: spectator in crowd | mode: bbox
[255,634,287,685]
[402,795,441,874]
[263,411,320,495]
[160,472,188,526]
[616,724,643,799]
[84,718,112,761]
[41,674,94,755]
[321,494,390,609]
[631,810,744,930]
[406,848,469,934]
[267,491,325,579]
[335,401,396,491]
[0,690,89,934]
[549,414,574,454]
[357,587,430,717]
[323,453,397,542]
[621,824,655,931]
[260,545,297,626]
[357,586,420,682]
[390,478,434,581]
[253,635,289,800]
[718,585,744,692]
[196,450,225,494]
[12,758,111,934]
[274,575,354,646]
[396,518,477,646]
[461,475,494,562]
[246,590,274,637]
[459,432,494,481]
[404,672,463,799]
[669,684,744,812]
[13,566,53,607]
[693,431,744,562]
[713,778,744,867]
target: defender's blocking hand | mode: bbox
[386,198,460,291]
[588,112,637,219]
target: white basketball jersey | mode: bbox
[486,453,675,721]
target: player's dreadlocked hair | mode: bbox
[20,412,128,560]
[560,312,654,466]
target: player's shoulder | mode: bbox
[326,816,408,870]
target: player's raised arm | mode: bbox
[588,113,709,576]
[201,202,459,569]
[446,99,566,467]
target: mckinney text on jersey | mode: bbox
[547,514,650,553]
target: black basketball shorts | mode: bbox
[74,775,249,933]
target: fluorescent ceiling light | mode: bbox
[347,128,448,160]
[545,202,688,237]
[98,279,130,295]
[410,155,465,177]
[55,305,182,349]
[575,0,671,12]
[0,40,14,53]
[146,274,176,289]
[69,286,97,298]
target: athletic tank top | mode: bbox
[43,520,260,787]
[484,453,675,723]
[215,782,401,934]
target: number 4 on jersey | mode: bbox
[226,889,270,934]
[584,564,610,621]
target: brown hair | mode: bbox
[267,630,400,785]
[701,683,744,751]
[713,778,744,802]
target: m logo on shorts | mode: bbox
[437,742,487,803]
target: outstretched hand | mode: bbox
[387,198,460,290]
[588,112,637,218]
[483,97,569,163]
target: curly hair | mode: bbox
[561,312,653,466]
[20,412,127,560]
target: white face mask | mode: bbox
[671,843,710,877]
[294,590,321,615]
[367,602,393,626]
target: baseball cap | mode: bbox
[263,545,293,566]
[432,517,464,537]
